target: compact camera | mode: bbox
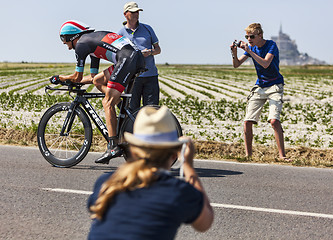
[233,40,241,47]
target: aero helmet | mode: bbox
[59,20,95,42]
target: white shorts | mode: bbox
[244,84,284,123]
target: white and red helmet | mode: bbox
[59,20,95,42]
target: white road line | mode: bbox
[42,188,92,195]
[42,188,333,219]
[211,203,333,219]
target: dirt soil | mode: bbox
[1,128,332,168]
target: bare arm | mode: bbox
[151,42,161,55]
[80,73,97,84]
[59,71,83,83]
[180,138,214,232]
[241,42,274,68]
[142,42,161,57]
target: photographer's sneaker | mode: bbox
[95,145,123,164]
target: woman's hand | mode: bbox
[179,136,195,167]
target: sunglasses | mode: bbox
[245,34,256,39]
[60,35,69,42]
[60,34,79,42]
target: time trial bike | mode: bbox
[37,71,182,168]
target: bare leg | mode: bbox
[244,121,254,157]
[270,119,287,159]
[102,88,121,137]
[94,69,121,136]
[95,88,122,164]
[80,76,93,85]
[93,70,110,93]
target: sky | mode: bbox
[2,0,333,65]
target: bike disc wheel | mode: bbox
[119,105,183,161]
[37,102,92,167]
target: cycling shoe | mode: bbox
[95,145,123,164]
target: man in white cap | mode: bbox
[118,2,161,112]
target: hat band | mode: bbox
[134,130,178,142]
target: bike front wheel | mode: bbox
[37,102,93,167]
[119,105,183,161]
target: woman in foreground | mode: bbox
[87,106,214,240]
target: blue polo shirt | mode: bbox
[118,23,159,77]
[244,40,284,88]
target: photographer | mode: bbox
[230,23,291,162]
[88,106,214,239]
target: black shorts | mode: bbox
[107,45,145,92]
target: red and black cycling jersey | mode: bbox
[74,31,138,74]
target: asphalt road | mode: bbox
[1,145,333,240]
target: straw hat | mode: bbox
[123,2,143,13]
[124,106,184,148]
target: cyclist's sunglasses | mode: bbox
[60,35,70,42]
[60,34,77,42]
[245,34,256,40]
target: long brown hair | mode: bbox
[90,145,180,220]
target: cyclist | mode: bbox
[51,20,145,164]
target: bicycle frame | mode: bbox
[46,85,135,143]
[45,67,143,145]
[66,94,109,140]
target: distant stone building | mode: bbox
[271,26,326,65]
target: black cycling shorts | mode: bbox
[107,45,145,92]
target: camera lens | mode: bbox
[233,40,241,47]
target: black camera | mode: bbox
[233,40,241,47]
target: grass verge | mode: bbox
[0,128,332,168]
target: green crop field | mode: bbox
[157,64,333,148]
[0,62,332,166]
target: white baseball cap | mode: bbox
[123,2,143,13]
